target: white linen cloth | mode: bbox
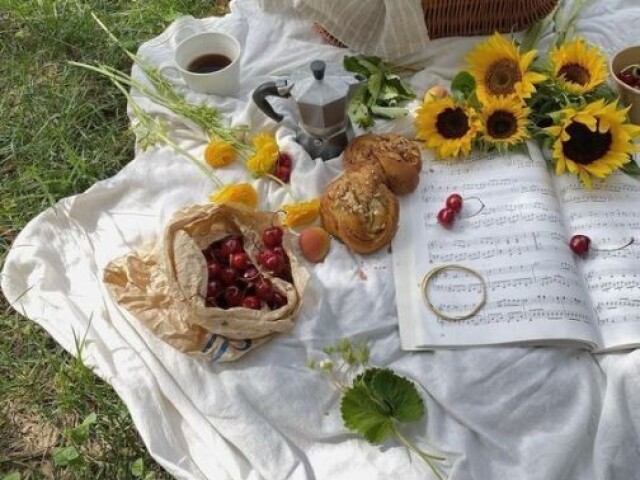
[3,0,640,478]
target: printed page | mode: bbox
[393,145,599,350]
[553,166,640,351]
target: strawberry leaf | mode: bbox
[341,368,425,443]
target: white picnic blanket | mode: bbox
[4,0,640,479]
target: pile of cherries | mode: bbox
[202,226,292,310]
[617,66,640,91]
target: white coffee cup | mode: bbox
[161,31,241,95]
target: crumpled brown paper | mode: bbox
[104,203,309,362]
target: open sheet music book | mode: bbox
[393,144,640,352]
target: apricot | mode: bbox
[299,227,331,263]
[423,85,449,103]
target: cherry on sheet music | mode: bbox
[569,235,590,256]
[445,193,463,214]
[569,234,635,257]
[437,193,485,228]
[437,208,456,228]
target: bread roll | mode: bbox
[343,133,422,195]
[320,168,399,255]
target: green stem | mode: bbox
[109,78,224,188]
[157,131,224,188]
[391,422,446,480]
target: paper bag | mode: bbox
[104,203,309,362]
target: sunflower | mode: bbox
[467,32,546,103]
[415,97,479,158]
[545,100,640,188]
[479,96,530,148]
[550,38,607,95]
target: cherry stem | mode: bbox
[265,173,299,202]
[621,64,640,78]
[592,237,635,252]
[458,196,485,219]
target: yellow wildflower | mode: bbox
[209,183,259,209]
[204,140,236,168]
[281,199,321,228]
[247,133,279,177]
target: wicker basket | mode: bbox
[314,0,559,47]
[422,0,559,39]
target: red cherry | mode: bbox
[437,208,456,228]
[446,193,463,214]
[207,263,224,279]
[256,278,274,302]
[224,285,244,307]
[221,236,244,258]
[230,252,249,271]
[278,152,293,169]
[264,252,284,273]
[269,291,287,309]
[276,165,291,183]
[207,279,223,298]
[221,267,238,286]
[241,266,260,282]
[242,296,262,310]
[262,226,283,248]
[209,246,226,264]
[569,235,591,256]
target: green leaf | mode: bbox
[369,369,425,422]
[131,458,145,477]
[67,425,88,443]
[66,412,97,443]
[384,77,415,100]
[81,412,97,426]
[343,55,382,76]
[349,102,373,128]
[53,446,80,467]
[450,71,476,100]
[622,159,640,176]
[356,56,383,74]
[367,72,383,103]
[2,472,21,480]
[341,381,394,443]
[378,83,400,102]
[341,368,425,443]
[343,56,371,77]
[370,105,409,119]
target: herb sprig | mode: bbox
[343,55,416,129]
[309,340,448,479]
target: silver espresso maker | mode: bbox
[253,60,363,161]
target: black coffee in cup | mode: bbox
[187,54,232,74]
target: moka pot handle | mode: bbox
[252,80,292,123]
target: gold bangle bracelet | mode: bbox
[420,264,487,322]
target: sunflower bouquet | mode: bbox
[415,31,640,188]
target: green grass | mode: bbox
[0,1,228,478]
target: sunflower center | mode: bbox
[484,59,522,95]
[487,110,518,139]
[558,63,591,86]
[436,108,470,139]
[562,121,612,165]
